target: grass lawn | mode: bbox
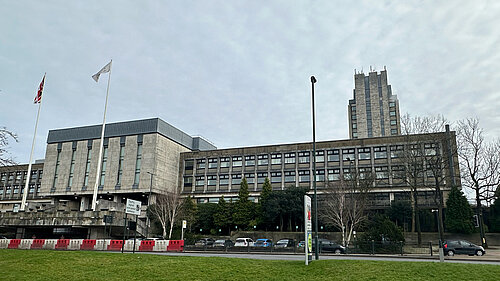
[0,250,499,281]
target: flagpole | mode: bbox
[92,60,112,211]
[21,73,46,211]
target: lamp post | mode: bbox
[146,171,154,239]
[310,75,319,260]
[432,209,444,262]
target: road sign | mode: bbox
[182,220,187,229]
[125,199,142,215]
[304,195,312,265]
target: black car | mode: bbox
[312,238,346,254]
[443,240,485,256]
[213,239,234,247]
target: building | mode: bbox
[0,118,215,238]
[348,69,401,139]
[179,130,460,210]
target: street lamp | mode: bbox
[311,75,319,260]
[145,171,154,239]
[432,209,444,262]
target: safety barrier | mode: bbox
[19,239,33,249]
[153,240,169,252]
[167,240,184,252]
[139,240,155,251]
[107,240,124,251]
[0,239,9,249]
[55,239,70,250]
[43,239,57,249]
[8,239,21,249]
[80,240,96,250]
[1,239,186,253]
[68,239,83,250]
[30,239,46,249]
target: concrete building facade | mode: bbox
[348,70,401,139]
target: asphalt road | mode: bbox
[122,251,500,265]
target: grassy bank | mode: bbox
[0,250,498,281]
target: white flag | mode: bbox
[92,61,112,82]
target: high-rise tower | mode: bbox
[348,69,401,139]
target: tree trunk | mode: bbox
[476,187,488,248]
[413,189,422,247]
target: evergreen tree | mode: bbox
[233,178,254,229]
[488,198,500,232]
[180,196,198,232]
[261,177,272,203]
[214,196,232,234]
[445,185,474,234]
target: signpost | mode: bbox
[123,199,142,253]
[304,195,312,265]
[181,220,187,241]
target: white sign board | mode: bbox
[182,220,187,229]
[304,195,312,265]
[125,199,142,215]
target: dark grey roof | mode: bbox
[46,118,216,151]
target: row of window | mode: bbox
[0,170,43,184]
[186,144,440,171]
[0,184,41,196]
[184,165,409,188]
[51,137,144,191]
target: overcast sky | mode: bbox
[1,1,499,164]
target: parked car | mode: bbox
[275,239,295,248]
[297,240,305,248]
[312,238,345,254]
[443,240,485,256]
[234,238,254,247]
[213,239,234,247]
[254,239,273,247]
[195,238,215,246]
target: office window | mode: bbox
[298,170,310,182]
[195,176,205,186]
[220,157,230,168]
[284,171,295,183]
[15,171,22,182]
[219,174,229,185]
[390,145,404,158]
[389,102,396,107]
[245,173,255,184]
[359,167,372,179]
[391,129,398,135]
[374,146,388,159]
[232,174,242,185]
[184,176,193,187]
[271,172,282,183]
[375,166,389,179]
[298,152,310,163]
[232,156,243,167]
[351,114,357,120]
[390,111,396,116]
[116,145,125,185]
[29,184,35,194]
[327,169,340,181]
[358,148,371,160]
[343,168,352,179]
[257,172,268,184]
[208,158,218,169]
[134,144,143,185]
[390,120,397,125]
[207,175,217,186]
[99,147,108,186]
[342,148,355,161]
[315,151,325,162]
[67,149,76,188]
[245,155,255,166]
[284,153,296,164]
[6,187,11,195]
[184,159,194,171]
[52,148,62,189]
[257,155,269,166]
[327,150,340,162]
[13,186,19,194]
[1,173,6,184]
[424,143,438,156]
[352,123,357,129]
[271,153,282,165]
[197,158,206,169]
[315,170,325,181]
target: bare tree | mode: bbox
[398,113,452,246]
[457,117,500,248]
[321,168,373,247]
[149,190,184,239]
[0,127,18,166]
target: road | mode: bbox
[122,251,500,265]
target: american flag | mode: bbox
[34,74,45,104]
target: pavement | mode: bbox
[117,248,500,265]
